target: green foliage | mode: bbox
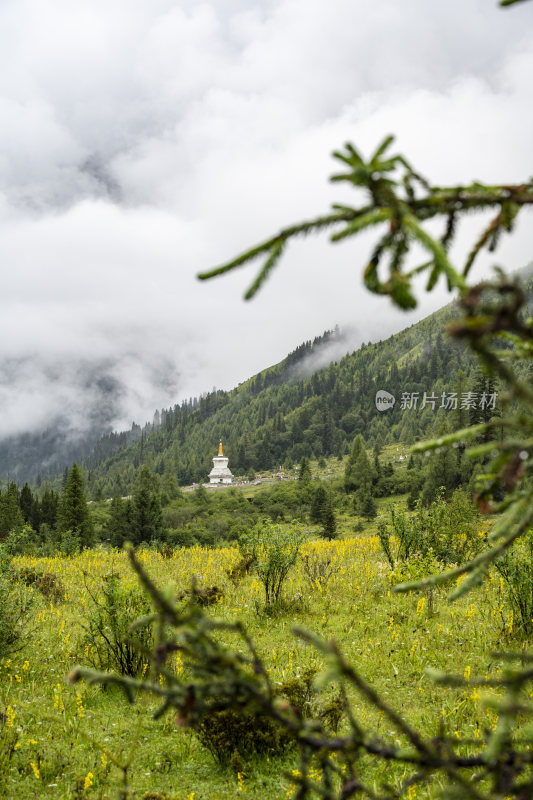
[105,496,132,548]
[194,667,342,767]
[495,531,533,636]
[420,421,460,504]
[130,466,165,546]
[80,572,153,677]
[379,489,483,570]
[359,492,377,520]
[241,520,305,606]
[344,434,375,494]
[14,567,65,604]
[0,555,32,657]
[321,498,337,539]
[310,484,328,524]
[301,550,340,591]
[194,703,293,765]
[57,464,93,547]
[2,524,38,556]
[310,484,337,539]
[298,456,312,484]
[0,483,24,540]
[59,528,81,556]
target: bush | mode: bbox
[240,520,305,606]
[0,551,32,657]
[2,525,39,556]
[194,670,331,765]
[14,567,66,604]
[495,531,533,637]
[59,529,81,556]
[80,573,154,677]
[194,703,293,765]
[301,549,340,591]
[378,489,483,569]
[177,585,224,606]
[225,555,255,585]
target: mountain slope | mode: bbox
[81,299,479,499]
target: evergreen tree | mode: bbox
[130,466,164,546]
[40,489,59,530]
[0,483,24,539]
[57,464,94,547]
[106,496,132,548]
[359,492,377,520]
[344,434,375,493]
[420,422,458,504]
[298,456,312,484]
[310,484,328,524]
[321,494,337,540]
[406,483,421,511]
[19,483,33,523]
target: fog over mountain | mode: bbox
[1,0,533,456]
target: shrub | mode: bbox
[378,489,483,569]
[2,525,39,556]
[80,573,153,677]
[0,553,32,657]
[14,567,66,604]
[301,550,340,591]
[495,531,533,637]
[59,529,81,556]
[194,703,293,765]
[177,585,224,606]
[225,554,255,585]
[241,520,305,606]
[194,669,330,765]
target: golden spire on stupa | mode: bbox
[218,441,224,456]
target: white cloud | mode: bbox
[0,0,532,441]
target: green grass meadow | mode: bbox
[0,520,513,800]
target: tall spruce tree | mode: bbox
[106,496,132,548]
[321,493,337,540]
[19,483,33,523]
[298,456,312,484]
[420,421,459,504]
[344,434,375,493]
[57,464,93,547]
[130,466,164,546]
[0,483,24,539]
[310,484,328,524]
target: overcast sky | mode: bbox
[1,0,533,440]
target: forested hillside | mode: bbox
[79,300,484,499]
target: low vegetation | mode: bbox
[0,495,527,799]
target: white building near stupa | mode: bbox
[208,441,234,485]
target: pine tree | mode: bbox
[420,421,458,504]
[106,496,132,548]
[359,492,377,520]
[19,483,33,523]
[344,434,375,493]
[321,495,337,540]
[299,456,312,484]
[57,464,94,547]
[130,466,164,546]
[40,489,59,529]
[0,483,24,539]
[310,485,328,524]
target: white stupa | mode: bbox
[208,441,234,485]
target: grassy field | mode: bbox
[0,523,512,800]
